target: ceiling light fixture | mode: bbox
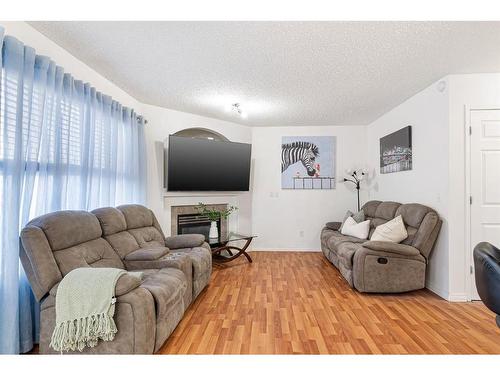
[229,103,247,119]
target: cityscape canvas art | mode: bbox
[380,126,412,174]
[281,136,336,189]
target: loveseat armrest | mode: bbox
[165,234,205,249]
[362,241,421,256]
[49,273,143,298]
[325,221,342,231]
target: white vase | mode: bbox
[209,221,219,239]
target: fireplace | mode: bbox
[171,204,228,240]
[177,213,220,239]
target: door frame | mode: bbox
[464,104,500,301]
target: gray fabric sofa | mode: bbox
[321,200,441,293]
[19,204,212,354]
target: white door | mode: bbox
[470,109,500,300]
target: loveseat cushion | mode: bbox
[361,201,382,217]
[395,203,435,229]
[53,238,125,276]
[374,202,401,220]
[326,231,366,252]
[92,207,127,235]
[29,210,102,251]
[324,222,342,231]
[169,246,212,299]
[117,204,155,229]
[124,247,170,261]
[337,242,363,270]
[165,234,205,250]
[139,268,188,320]
[128,227,165,248]
[103,231,141,259]
[362,241,421,256]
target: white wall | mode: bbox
[140,103,253,236]
[365,79,450,299]
[447,74,500,300]
[0,22,139,109]
[251,126,367,251]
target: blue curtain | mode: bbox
[0,29,147,354]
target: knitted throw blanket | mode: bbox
[50,267,127,352]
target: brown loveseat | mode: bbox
[321,200,441,293]
[19,204,212,354]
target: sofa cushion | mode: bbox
[370,215,408,243]
[53,238,125,276]
[341,217,370,239]
[128,227,165,248]
[324,222,342,231]
[139,268,187,320]
[170,246,212,299]
[337,242,363,270]
[92,207,127,235]
[361,201,381,218]
[326,231,366,252]
[20,225,63,301]
[401,226,417,245]
[104,231,141,259]
[165,234,205,250]
[374,201,401,220]
[125,247,170,261]
[395,203,435,229]
[29,210,102,251]
[118,204,155,229]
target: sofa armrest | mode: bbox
[124,252,189,271]
[325,221,342,231]
[362,241,421,256]
[124,247,170,261]
[165,234,205,249]
[49,273,143,298]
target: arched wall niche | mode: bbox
[172,127,229,141]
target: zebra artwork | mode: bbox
[281,136,336,190]
[281,142,319,176]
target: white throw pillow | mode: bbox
[340,216,371,240]
[370,215,408,243]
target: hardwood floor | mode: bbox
[159,251,500,354]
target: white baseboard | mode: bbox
[425,282,449,300]
[426,282,469,302]
[447,293,469,302]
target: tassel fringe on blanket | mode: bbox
[50,306,118,352]
[49,267,129,353]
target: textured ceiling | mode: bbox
[29,21,500,126]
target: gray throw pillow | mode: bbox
[339,209,365,231]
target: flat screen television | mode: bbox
[166,135,252,191]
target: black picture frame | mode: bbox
[379,126,412,174]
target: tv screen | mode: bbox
[167,135,252,191]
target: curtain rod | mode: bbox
[137,115,148,125]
